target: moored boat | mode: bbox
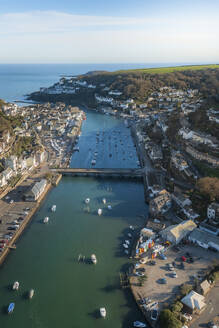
[91,159,96,165]
[107,205,112,210]
[8,303,15,314]
[97,209,102,216]
[12,281,19,290]
[29,289,34,299]
[100,307,106,318]
[85,198,90,204]
[133,321,147,328]
[91,254,97,264]
[51,205,56,212]
[123,243,129,249]
[102,198,106,204]
[43,217,49,223]
[125,240,130,244]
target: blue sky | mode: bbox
[0,0,219,63]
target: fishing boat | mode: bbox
[12,281,19,290]
[85,198,90,204]
[51,205,56,212]
[107,205,112,210]
[29,289,34,299]
[123,243,129,249]
[8,303,15,314]
[100,307,106,318]
[43,217,49,223]
[102,198,106,204]
[133,321,147,327]
[91,254,97,264]
[97,209,102,216]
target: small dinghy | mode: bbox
[91,254,97,264]
[123,243,129,249]
[43,217,49,223]
[29,289,34,299]
[102,198,106,204]
[85,198,90,204]
[8,303,15,314]
[97,209,102,216]
[107,205,112,210]
[51,205,56,212]
[133,321,147,328]
[100,307,106,318]
[12,281,19,290]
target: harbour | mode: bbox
[0,109,148,327]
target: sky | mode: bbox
[0,0,219,64]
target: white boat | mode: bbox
[29,289,34,299]
[128,233,132,238]
[123,243,129,249]
[125,240,130,245]
[91,254,97,264]
[107,205,112,210]
[12,281,19,290]
[91,159,96,165]
[133,321,147,328]
[98,209,102,216]
[100,307,106,318]
[102,198,106,204]
[85,198,90,204]
[124,250,129,255]
[129,225,134,231]
[51,205,56,212]
[43,217,49,223]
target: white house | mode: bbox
[5,155,17,171]
[189,228,219,251]
[181,291,206,313]
[2,167,14,181]
[172,192,192,208]
[0,173,7,187]
[207,203,219,222]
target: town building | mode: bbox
[24,179,47,201]
[160,220,197,244]
[188,228,219,251]
[181,291,206,314]
[149,190,171,216]
[207,203,219,224]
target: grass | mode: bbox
[114,64,219,75]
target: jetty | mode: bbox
[50,168,143,179]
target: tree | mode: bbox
[171,301,183,314]
[180,283,193,296]
[197,177,219,201]
[159,309,182,328]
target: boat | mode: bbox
[102,198,106,204]
[128,233,132,238]
[29,289,34,299]
[100,307,106,318]
[129,225,134,231]
[97,209,102,216]
[12,281,19,290]
[91,254,97,264]
[107,205,112,210]
[43,217,49,223]
[91,159,96,165]
[133,321,147,327]
[8,303,15,314]
[124,250,129,255]
[85,198,90,204]
[73,146,79,152]
[125,240,130,244]
[123,243,129,249]
[51,205,56,212]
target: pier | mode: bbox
[50,168,143,179]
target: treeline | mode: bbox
[81,68,219,102]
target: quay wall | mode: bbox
[0,174,61,266]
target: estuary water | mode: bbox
[0,64,148,327]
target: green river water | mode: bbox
[0,110,148,328]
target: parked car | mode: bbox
[183,313,192,321]
[18,217,24,222]
[7,227,16,231]
[160,278,167,284]
[10,199,14,204]
[149,260,156,266]
[135,272,145,277]
[167,263,174,271]
[171,271,178,278]
[160,253,167,260]
[180,262,185,269]
[151,309,158,321]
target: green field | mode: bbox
[114,64,219,75]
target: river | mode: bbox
[0,109,148,328]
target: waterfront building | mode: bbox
[24,179,47,201]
